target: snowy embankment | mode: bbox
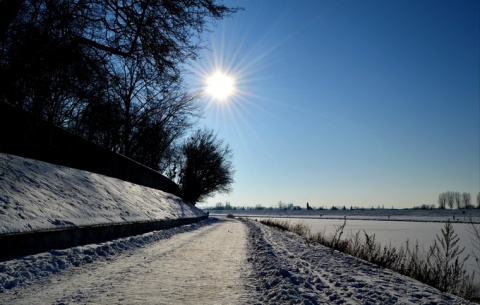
[244,219,474,304]
[0,153,204,234]
[0,152,205,294]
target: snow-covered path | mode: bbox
[0,218,253,304]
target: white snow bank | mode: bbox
[0,153,204,234]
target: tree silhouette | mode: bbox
[446,191,455,209]
[1,0,239,174]
[461,192,472,209]
[438,192,447,209]
[177,129,234,204]
[453,191,462,209]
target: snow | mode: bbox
[0,219,253,304]
[207,208,480,224]
[0,153,204,234]
[0,220,215,295]
[244,220,474,304]
[0,153,476,303]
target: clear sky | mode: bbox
[186,0,480,209]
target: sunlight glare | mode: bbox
[206,72,235,100]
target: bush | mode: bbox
[428,219,468,292]
[259,219,290,231]
[290,222,310,238]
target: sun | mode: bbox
[206,72,235,100]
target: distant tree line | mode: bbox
[412,204,436,210]
[214,202,233,210]
[208,195,480,211]
[437,191,479,209]
[0,0,239,204]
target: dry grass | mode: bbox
[259,218,480,302]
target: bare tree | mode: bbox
[462,192,472,209]
[0,3,107,125]
[177,129,234,204]
[438,192,447,209]
[100,56,202,169]
[454,191,462,209]
[0,0,23,42]
[1,0,239,168]
[447,191,455,209]
[2,1,239,70]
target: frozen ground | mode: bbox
[0,153,476,303]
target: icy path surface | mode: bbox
[244,220,474,305]
[0,218,253,304]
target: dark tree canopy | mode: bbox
[0,0,240,176]
[178,129,234,204]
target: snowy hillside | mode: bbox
[0,153,205,234]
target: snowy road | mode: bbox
[0,219,254,304]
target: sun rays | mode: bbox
[184,15,298,163]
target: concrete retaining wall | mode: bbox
[0,215,208,261]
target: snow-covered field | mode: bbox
[207,208,480,224]
[0,153,477,303]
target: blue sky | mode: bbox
[187,0,479,209]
